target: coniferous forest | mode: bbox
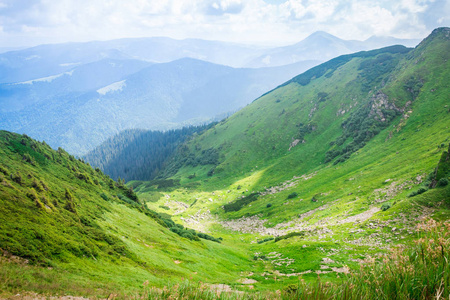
[84,123,216,181]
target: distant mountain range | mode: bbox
[0,31,420,155]
[0,57,319,154]
[246,31,420,67]
[0,32,420,84]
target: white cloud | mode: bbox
[0,0,448,47]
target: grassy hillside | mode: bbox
[129,27,450,296]
[0,130,256,298]
[159,28,449,191]
[1,28,449,299]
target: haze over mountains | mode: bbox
[0,31,420,155]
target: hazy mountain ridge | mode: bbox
[0,58,319,154]
[0,31,419,84]
[246,31,420,67]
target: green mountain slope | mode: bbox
[1,28,450,298]
[161,28,449,191]
[128,28,450,293]
[0,130,253,297]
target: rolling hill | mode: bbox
[0,130,253,298]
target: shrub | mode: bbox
[266,203,272,208]
[408,186,428,197]
[287,192,298,199]
[40,180,48,191]
[35,198,45,210]
[100,192,109,201]
[0,165,8,175]
[26,188,38,200]
[275,231,305,242]
[125,187,139,202]
[22,153,36,166]
[197,232,221,243]
[381,203,392,211]
[257,237,274,244]
[151,179,180,189]
[32,179,43,192]
[64,188,77,213]
[417,187,428,194]
[438,177,449,187]
[253,254,267,260]
[76,172,93,184]
[223,193,259,212]
[11,172,22,185]
[207,167,215,176]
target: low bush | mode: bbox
[223,193,259,212]
[257,237,274,244]
[287,192,298,199]
[408,186,429,197]
[26,188,38,201]
[11,172,22,185]
[100,192,109,201]
[438,177,449,187]
[381,202,392,211]
[22,153,36,166]
[275,231,304,242]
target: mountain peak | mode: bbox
[304,31,341,41]
[429,27,450,39]
[415,27,450,50]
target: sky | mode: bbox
[0,0,449,48]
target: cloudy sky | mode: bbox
[0,0,449,47]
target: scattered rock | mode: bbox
[322,257,335,264]
[331,266,350,274]
[238,278,257,284]
[288,139,301,151]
